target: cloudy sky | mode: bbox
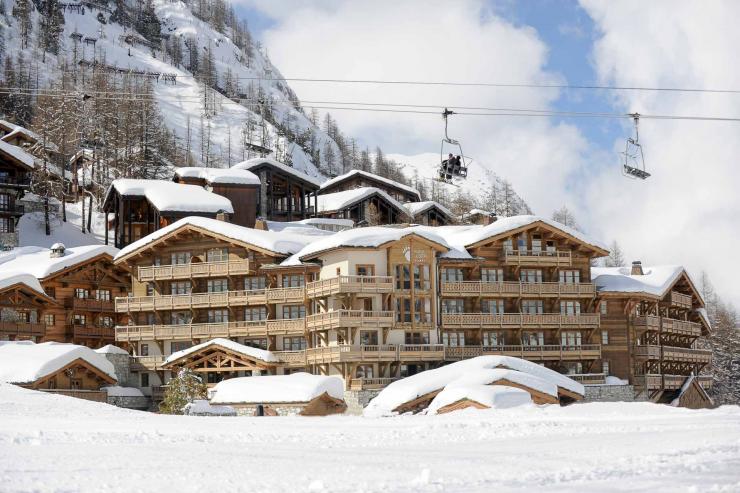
[233,0,740,305]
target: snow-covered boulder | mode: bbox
[184,399,237,417]
[427,385,533,414]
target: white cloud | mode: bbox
[580,0,740,303]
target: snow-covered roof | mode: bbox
[0,271,46,296]
[164,338,278,366]
[427,384,532,414]
[115,216,315,261]
[263,220,335,237]
[468,208,493,216]
[232,158,323,187]
[592,265,690,298]
[19,192,61,205]
[696,307,712,330]
[105,179,234,214]
[0,245,118,280]
[456,215,609,252]
[364,356,583,417]
[102,385,144,397]
[210,372,345,404]
[316,187,409,215]
[404,200,454,219]
[0,140,36,169]
[1,125,42,144]
[294,218,355,228]
[0,342,117,384]
[95,345,129,356]
[288,225,450,262]
[173,167,261,186]
[446,368,559,398]
[320,170,421,200]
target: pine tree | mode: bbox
[159,368,207,414]
[604,240,626,267]
[12,0,33,49]
[552,205,581,231]
[39,0,65,57]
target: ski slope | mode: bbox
[1,383,739,492]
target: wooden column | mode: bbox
[286,177,293,221]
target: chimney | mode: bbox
[50,243,66,258]
[215,211,229,223]
[631,260,644,276]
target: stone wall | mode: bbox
[583,384,647,402]
[101,353,135,388]
[107,395,150,410]
[234,404,306,416]
[344,389,382,415]
[0,232,18,248]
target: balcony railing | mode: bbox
[68,298,115,312]
[0,176,30,187]
[115,287,305,312]
[568,373,607,385]
[661,346,712,364]
[440,313,600,330]
[273,350,307,367]
[0,321,46,337]
[306,275,394,298]
[440,281,595,297]
[444,344,601,361]
[633,344,662,360]
[503,249,572,266]
[306,310,394,331]
[38,389,107,402]
[633,315,702,338]
[115,320,272,341]
[636,374,712,391]
[131,355,166,371]
[305,344,445,364]
[72,325,115,339]
[137,260,251,282]
[349,377,399,390]
[669,291,693,310]
[0,203,24,214]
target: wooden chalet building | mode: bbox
[592,262,712,404]
[316,187,409,225]
[318,170,422,204]
[232,158,322,222]
[405,201,454,226]
[0,244,128,347]
[0,273,57,341]
[0,140,34,247]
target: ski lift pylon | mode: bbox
[622,113,651,180]
[438,108,471,184]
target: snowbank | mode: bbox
[427,385,532,414]
[174,167,260,186]
[320,169,421,200]
[211,373,344,404]
[0,245,118,280]
[183,399,237,416]
[164,338,278,365]
[106,179,234,214]
[0,342,117,384]
[102,386,144,398]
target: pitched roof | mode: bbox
[317,187,408,215]
[592,265,702,303]
[0,245,119,281]
[0,342,117,384]
[404,200,454,220]
[232,158,323,188]
[320,170,421,200]
[0,271,46,296]
[104,179,234,214]
[164,338,278,366]
[0,140,36,170]
[173,167,261,186]
[210,372,345,404]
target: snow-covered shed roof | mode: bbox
[232,158,323,188]
[115,216,315,262]
[0,245,118,281]
[173,167,261,186]
[427,384,532,414]
[320,170,421,200]
[0,140,36,170]
[446,368,559,398]
[468,208,493,216]
[164,338,278,366]
[105,179,234,214]
[210,372,345,404]
[404,200,454,220]
[0,271,47,297]
[456,215,609,252]
[592,265,697,300]
[288,225,450,262]
[0,342,117,384]
[317,187,409,215]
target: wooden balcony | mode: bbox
[440,281,595,298]
[444,344,601,362]
[503,249,572,267]
[72,325,115,339]
[638,374,712,391]
[306,275,394,298]
[0,321,46,338]
[669,291,693,310]
[440,313,600,330]
[273,350,307,367]
[131,355,166,371]
[633,316,702,338]
[633,315,661,331]
[115,287,305,312]
[661,346,712,365]
[266,318,306,336]
[137,260,251,282]
[68,298,116,312]
[633,344,662,360]
[305,344,445,364]
[349,377,399,390]
[152,386,167,401]
[568,373,607,385]
[115,320,271,342]
[306,310,394,332]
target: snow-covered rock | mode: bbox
[210,373,344,404]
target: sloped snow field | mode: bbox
[1,384,739,492]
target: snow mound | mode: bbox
[427,385,533,414]
[211,372,344,404]
[0,342,117,384]
[184,399,237,416]
[164,338,278,365]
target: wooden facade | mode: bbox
[173,175,260,229]
[0,143,33,246]
[318,170,421,204]
[317,190,409,225]
[0,281,56,341]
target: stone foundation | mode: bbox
[107,395,150,410]
[234,404,306,416]
[583,384,647,402]
[100,353,136,387]
[0,232,18,248]
[343,390,382,415]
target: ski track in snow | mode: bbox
[0,384,739,492]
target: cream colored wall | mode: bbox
[318,249,388,279]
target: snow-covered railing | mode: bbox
[440,313,600,329]
[440,281,595,297]
[503,249,572,266]
[305,310,395,331]
[306,275,394,298]
[137,259,251,282]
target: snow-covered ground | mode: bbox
[1,383,739,492]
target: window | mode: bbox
[561,331,582,347]
[482,332,504,346]
[356,265,374,276]
[602,360,610,376]
[0,193,9,210]
[360,330,378,345]
[355,365,374,378]
[520,270,543,283]
[244,276,266,290]
[140,344,149,356]
[145,313,156,325]
[94,289,111,301]
[503,238,513,253]
[601,330,609,345]
[395,297,412,323]
[441,268,464,282]
[414,298,431,323]
[43,313,55,325]
[245,307,267,321]
[531,234,542,253]
[522,300,544,314]
[0,217,12,233]
[98,316,113,328]
[171,281,191,295]
[441,299,464,314]
[170,311,190,325]
[47,378,57,390]
[146,283,155,296]
[16,311,28,323]
[282,305,306,319]
[560,301,581,315]
[73,314,86,326]
[559,270,581,284]
[207,309,229,323]
[71,379,81,390]
[284,337,306,351]
[564,362,583,375]
[442,331,465,347]
[545,241,556,253]
[244,338,267,349]
[171,342,191,352]
[207,279,228,293]
[207,248,228,262]
[414,265,431,291]
[481,268,503,283]
[522,331,544,346]
[405,332,430,344]
[141,373,149,387]
[171,252,191,265]
[282,274,305,288]
[45,287,55,298]
[74,288,89,299]
[481,299,504,314]
[517,233,527,252]
[394,265,411,290]
[600,301,608,316]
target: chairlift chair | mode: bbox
[622,113,651,180]
[438,108,471,184]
